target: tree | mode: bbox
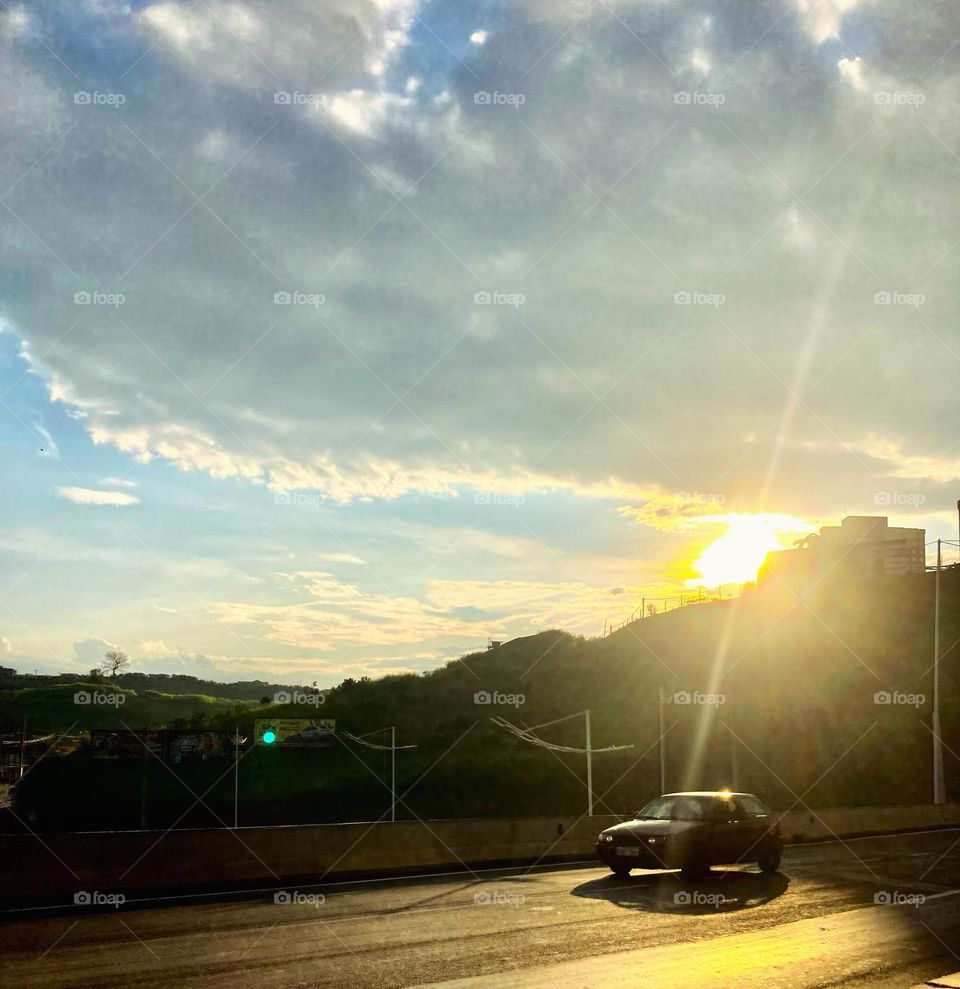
[100,649,130,678]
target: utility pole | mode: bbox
[658,686,666,794]
[933,540,945,805]
[18,714,26,779]
[390,726,397,823]
[585,710,593,817]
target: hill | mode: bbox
[9,566,959,831]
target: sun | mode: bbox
[689,514,808,588]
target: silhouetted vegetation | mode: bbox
[7,568,959,831]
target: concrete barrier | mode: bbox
[2,803,958,907]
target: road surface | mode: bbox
[2,829,960,988]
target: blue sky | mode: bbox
[1,0,958,683]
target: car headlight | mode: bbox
[599,833,613,842]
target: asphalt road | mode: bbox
[2,829,960,989]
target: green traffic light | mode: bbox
[262,729,277,745]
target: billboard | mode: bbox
[90,729,165,759]
[255,718,336,747]
[167,731,229,763]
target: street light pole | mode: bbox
[390,726,397,823]
[933,540,946,805]
[585,710,593,817]
[658,686,666,794]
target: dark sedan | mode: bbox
[596,790,782,878]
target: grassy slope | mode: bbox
[10,567,960,829]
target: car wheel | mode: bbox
[757,845,782,873]
[610,866,631,878]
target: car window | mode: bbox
[736,794,771,817]
[636,796,708,821]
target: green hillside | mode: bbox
[10,566,960,831]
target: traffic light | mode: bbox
[262,729,277,745]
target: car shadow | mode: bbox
[572,868,789,914]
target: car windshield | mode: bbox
[635,795,733,822]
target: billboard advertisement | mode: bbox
[90,729,165,759]
[167,731,230,763]
[254,718,336,747]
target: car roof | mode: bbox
[660,791,755,799]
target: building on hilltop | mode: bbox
[758,515,925,585]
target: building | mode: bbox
[758,515,925,585]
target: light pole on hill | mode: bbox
[933,541,945,806]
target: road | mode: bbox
[2,829,960,989]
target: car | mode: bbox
[596,790,782,879]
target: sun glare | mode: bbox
[690,514,807,588]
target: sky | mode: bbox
[1,0,959,685]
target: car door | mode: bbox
[706,798,746,863]
[733,795,775,860]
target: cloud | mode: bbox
[72,638,118,666]
[320,552,365,565]
[213,571,644,651]
[56,487,140,506]
[2,0,959,540]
